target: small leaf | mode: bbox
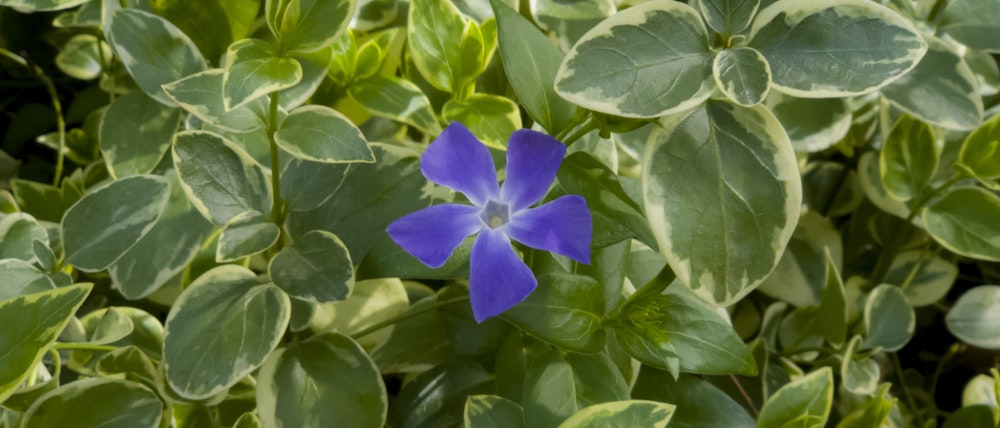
[879,115,938,201]
[758,367,834,428]
[62,175,170,272]
[257,333,387,428]
[0,284,92,403]
[557,400,675,428]
[697,0,760,36]
[748,0,926,97]
[172,130,272,225]
[408,0,466,92]
[946,285,1000,350]
[79,307,135,345]
[348,75,441,135]
[21,379,162,428]
[713,46,770,107]
[501,273,605,353]
[164,265,291,399]
[523,350,576,428]
[492,0,575,133]
[274,105,374,163]
[267,0,354,54]
[555,1,713,118]
[0,213,48,263]
[766,93,851,152]
[885,249,957,307]
[107,8,208,105]
[162,69,267,133]
[923,187,1000,262]
[442,94,521,149]
[861,284,914,352]
[217,210,280,262]
[100,91,182,178]
[269,230,354,303]
[223,38,303,111]
[0,259,54,302]
[55,34,110,80]
[464,395,525,428]
[958,112,1000,180]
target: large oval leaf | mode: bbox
[62,175,171,272]
[0,284,91,403]
[268,230,354,303]
[557,400,675,428]
[748,0,926,97]
[642,100,800,304]
[555,1,714,118]
[100,91,182,178]
[946,285,1000,350]
[274,105,374,163]
[257,333,386,428]
[923,187,1000,262]
[172,130,272,225]
[107,9,207,105]
[21,378,162,428]
[163,265,290,399]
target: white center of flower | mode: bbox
[479,200,510,229]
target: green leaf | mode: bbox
[10,177,81,223]
[96,346,159,389]
[940,0,1000,52]
[501,273,605,353]
[614,282,757,376]
[162,69,267,133]
[100,91,182,178]
[879,115,938,201]
[748,0,926,97]
[813,255,847,346]
[108,172,214,300]
[861,284,914,352]
[149,0,261,65]
[757,367,833,428]
[310,278,408,345]
[348,75,441,135]
[0,213,48,263]
[223,39,303,111]
[387,361,492,426]
[958,112,1000,180]
[442,94,521,149]
[408,0,466,92]
[713,46,770,107]
[0,284,91,403]
[632,369,755,427]
[266,0,354,54]
[841,336,880,395]
[565,352,629,407]
[881,37,983,131]
[923,187,1000,262]
[530,0,614,52]
[523,350,576,428]
[269,230,354,303]
[942,405,997,428]
[274,105,374,163]
[858,151,910,219]
[172,130,272,225]
[55,34,110,80]
[0,0,89,11]
[164,265,291,399]
[642,100,800,305]
[21,379,162,428]
[464,395,524,428]
[0,259,54,302]
[555,1,713,118]
[557,400,675,428]
[492,0,574,133]
[947,285,1000,350]
[62,175,170,272]
[696,0,760,36]
[217,210,280,262]
[766,93,851,152]
[369,297,454,374]
[885,249,957,307]
[108,9,208,105]
[257,333,387,428]
[758,211,843,307]
[836,383,894,427]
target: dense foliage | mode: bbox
[1,0,999,426]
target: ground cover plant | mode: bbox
[0,0,999,426]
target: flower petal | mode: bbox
[500,129,567,211]
[421,122,499,206]
[508,195,592,264]
[386,203,483,268]
[469,228,537,322]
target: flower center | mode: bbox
[479,200,510,229]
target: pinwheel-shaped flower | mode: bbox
[387,122,592,322]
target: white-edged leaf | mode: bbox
[958,113,1000,180]
[266,0,355,54]
[557,400,675,428]
[0,259,54,302]
[923,187,1000,262]
[162,69,267,133]
[217,210,280,262]
[55,34,111,80]
[712,46,770,107]
[946,285,1000,350]
[879,115,938,201]
[766,93,851,152]
[223,38,302,111]
[555,1,713,118]
[885,250,957,307]
[348,75,441,135]
[21,378,162,428]
[0,0,89,11]
[274,105,374,163]
[642,100,801,305]
[100,91,182,178]
[696,0,760,36]
[0,212,48,263]
[758,367,834,428]
[862,284,914,352]
[269,230,354,303]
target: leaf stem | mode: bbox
[890,352,926,427]
[729,374,760,419]
[560,117,598,146]
[1,48,67,186]
[351,295,471,339]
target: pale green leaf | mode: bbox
[923,187,1000,262]
[348,75,441,135]
[100,91,182,178]
[958,112,1000,180]
[862,284,914,352]
[940,0,1000,52]
[217,210,280,262]
[885,249,957,307]
[0,212,47,263]
[274,105,374,163]
[757,367,833,428]
[268,0,354,54]
[408,0,466,92]
[946,285,1000,350]
[442,94,521,149]
[55,34,111,80]
[766,93,850,152]
[223,38,303,111]
[879,115,938,201]
[0,259,55,302]
[557,400,675,428]
[162,69,267,133]
[21,378,162,428]
[464,395,524,428]
[523,350,576,428]
[0,0,89,11]
[758,211,843,307]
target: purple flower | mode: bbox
[387,122,592,322]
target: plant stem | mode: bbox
[729,374,760,419]
[53,342,118,352]
[891,352,926,427]
[561,117,598,146]
[268,92,284,229]
[1,48,67,186]
[351,295,471,339]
